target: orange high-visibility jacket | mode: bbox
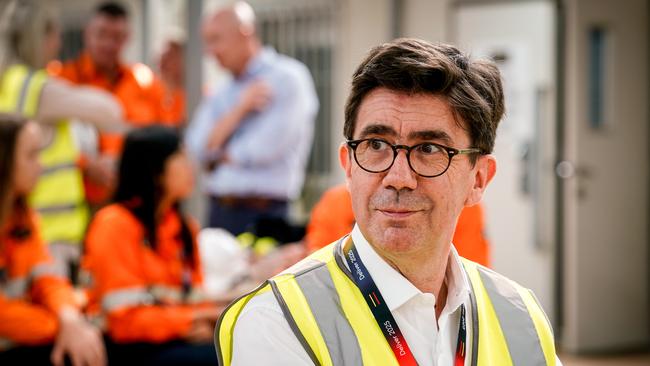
[151,78,186,127]
[82,204,208,343]
[304,184,491,267]
[305,184,354,253]
[0,211,77,347]
[49,53,165,204]
[451,202,490,267]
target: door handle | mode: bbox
[556,161,593,180]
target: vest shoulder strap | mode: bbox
[0,64,47,116]
[270,239,398,366]
[215,279,273,366]
[462,258,556,366]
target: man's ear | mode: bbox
[464,155,496,206]
[339,142,352,182]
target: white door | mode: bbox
[562,0,649,352]
[454,0,558,323]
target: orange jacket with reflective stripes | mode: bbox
[82,204,207,343]
[304,184,491,267]
[0,210,77,347]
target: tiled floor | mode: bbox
[560,352,650,366]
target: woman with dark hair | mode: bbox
[0,114,105,365]
[82,126,220,365]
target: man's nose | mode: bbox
[382,150,418,191]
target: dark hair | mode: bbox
[95,1,128,19]
[0,113,32,238]
[113,126,195,268]
[344,38,505,159]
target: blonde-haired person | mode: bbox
[0,114,105,366]
[0,0,127,281]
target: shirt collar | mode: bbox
[240,47,276,80]
[350,225,470,313]
[445,244,472,314]
[77,51,128,83]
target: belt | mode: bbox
[212,195,287,210]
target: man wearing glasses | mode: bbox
[216,38,561,365]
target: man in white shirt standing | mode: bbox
[215,38,562,365]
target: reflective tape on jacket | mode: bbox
[31,262,66,280]
[101,285,206,312]
[2,277,29,299]
[0,64,88,247]
[215,239,557,366]
[102,287,156,312]
[0,262,66,299]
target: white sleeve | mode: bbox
[36,78,128,133]
[230,291,314,366]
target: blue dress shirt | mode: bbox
[185,48,318,200]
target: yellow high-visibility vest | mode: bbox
[216,238,556,366]
[0,64,88,247]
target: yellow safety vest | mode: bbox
[216,238,557,366]
[0,64,88,247]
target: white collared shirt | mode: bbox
[350,226,472,366]
[230,225,562,365]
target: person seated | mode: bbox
[82,126,221,365]
[0,114,105,365]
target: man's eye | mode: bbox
[417,143,440,155]
[368,139,388,151]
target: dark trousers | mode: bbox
[0,345,68,365]
[208,195,289,236]
[106,339,217,366]
[0,340,217,366]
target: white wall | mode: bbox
[453,1,558,320]
[328,0,394,182]
[401,0,451,43]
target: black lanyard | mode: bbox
[342,239,467,366]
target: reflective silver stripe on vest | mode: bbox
[102,287,156,312]
[36,203,80,215]
[467,280,480,366]
[16,70,35,113]
[293,262,363,366]
[477,267,547,366]
[269,280,321,366]
[40,162,78,176]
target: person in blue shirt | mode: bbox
[185,1,318,236]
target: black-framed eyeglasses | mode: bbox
[346,138,483,178]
